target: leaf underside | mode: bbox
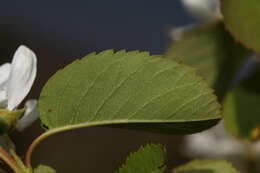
[39,50,221,134]
[116,144,166,173]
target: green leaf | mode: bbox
[172,160,242,173]
[221,0,260,52]
[166,22,249,100]
[116,144,166,173]
[39,50,221,135]
[223,87,260,140]
[34,165,56,173]
[223,65,260,140]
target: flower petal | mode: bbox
[182,0,222,21]
[0,63,11,90]
[16,99,39,131]
[253,140,260,155]
[7,45,37,111]
[170,25,194,41]
[184,122,246,158]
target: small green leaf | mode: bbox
[39,50,221,135]
[172,160,242,173]
[116,144,166,173]
[166,22,248,99]
[221,0,260,52]
[34,165,56,173]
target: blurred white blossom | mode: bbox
[170,25,194,41]
[0,45,38,131]
[170,0,221,40]
[184,122,260,158]
[182,0,222,21]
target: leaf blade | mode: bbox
[116,144,166,173]
[223,88,260,140]
[172,160,242,173]
[34,165,56,173]
[39,50,221,134]
[166,23,249,100]
[221,0,260,52]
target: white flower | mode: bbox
[170,25,194,41]
[0,45,38,132]
[170,0,222,40]
[182,0,222,21]
[184,122,260,158]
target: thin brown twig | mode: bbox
[0,147,21,173]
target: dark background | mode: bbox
[0,1,194,172]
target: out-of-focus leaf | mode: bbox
[223,88,260,140]
[34,165,56,173]
[116,144,166,173]
[223,66,260,140]
[221,0,260,53]
[166,22,249,100]
[39,50,221,135]
[172,160,242,173]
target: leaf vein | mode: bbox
[73,55,126,122]
[93,57,152,119]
